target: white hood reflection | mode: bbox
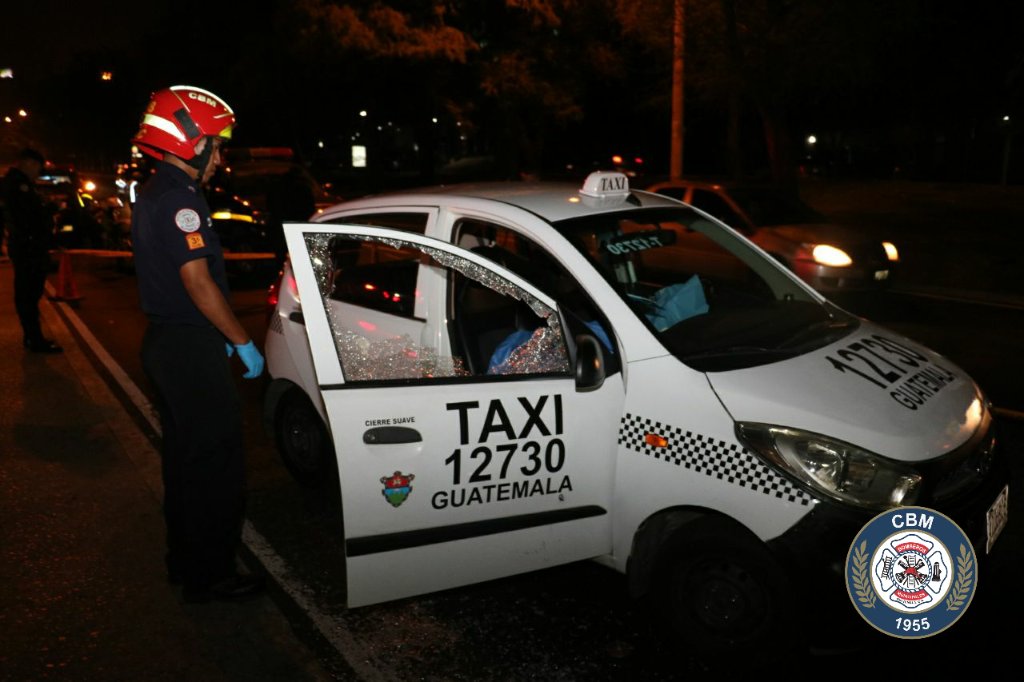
[707,321,985,463]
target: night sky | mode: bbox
[3,1,1024,181]
[3,1,160,77]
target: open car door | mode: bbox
[283,222,624,607]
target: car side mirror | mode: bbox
[574,333,605,392]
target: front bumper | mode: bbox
[793,260,895,292]
[766,419,1011,643]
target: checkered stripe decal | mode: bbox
[268,313,284,335]
[618,413,812,506]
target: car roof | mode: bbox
[320,175,682,224]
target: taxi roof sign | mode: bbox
[579,171,630,198]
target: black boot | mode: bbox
[24,337,63,353]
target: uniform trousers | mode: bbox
[141,322,246,590]
[11,252,50,343]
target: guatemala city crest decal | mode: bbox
[845,506,977,638]
[381,471,415,508]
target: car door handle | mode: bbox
[363,426,422,445]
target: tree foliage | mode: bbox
[273,0,1011,181]
[298,0,479,62]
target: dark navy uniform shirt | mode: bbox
[131,161,230,326]
[2,166,55,260]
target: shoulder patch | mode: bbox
[175,208,202,233]
[186,234,206,250]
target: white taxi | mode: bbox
[263,171,1009,658]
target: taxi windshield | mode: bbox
[553,206,858,371]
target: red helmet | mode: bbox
[132,85,235,161]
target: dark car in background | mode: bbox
[111,150,326,280]
[208,148,341,276]
[36,164,103,249]
[645,179,900,293]
[220,147,339,214]
[203,183,279,277]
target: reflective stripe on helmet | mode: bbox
[141,113,187,142]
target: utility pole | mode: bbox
[670,0,686,180]
[1002,116,1014,186]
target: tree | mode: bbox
[274,1,916,185]
[285,0,659,178]
[289,1,588,177]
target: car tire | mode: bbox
[274,389,337,488]
[653,515,803,671]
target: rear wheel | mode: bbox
[274,389,336,487]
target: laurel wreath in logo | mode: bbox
[851,540,876,609]
[945,543,974,611]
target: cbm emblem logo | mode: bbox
[846,506,977,638]
[381,471,415,508]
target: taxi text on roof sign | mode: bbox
[579,171,630,198]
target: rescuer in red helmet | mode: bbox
[130,85,265,603]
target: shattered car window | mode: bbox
[304,233,571,382]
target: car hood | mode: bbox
[706,320,985,463]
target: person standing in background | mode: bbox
[2,147,62,353]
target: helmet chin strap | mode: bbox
[187,136,215,173]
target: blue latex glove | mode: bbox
[235,340,265,379]
[225,342,235,357]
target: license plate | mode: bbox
[986,484,1009,554]
[874,269,889,281]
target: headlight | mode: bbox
[810,244,852,267]
[736,423,921,510]
[882,241,899,262]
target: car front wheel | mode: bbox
[654,515,803,671]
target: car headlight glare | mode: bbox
[882,241,899,262]
[737,423,921,510]
[811,244,853,267]
[212,210,254,223]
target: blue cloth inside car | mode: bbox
[487,329,535,373]
[645,275,709,331]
